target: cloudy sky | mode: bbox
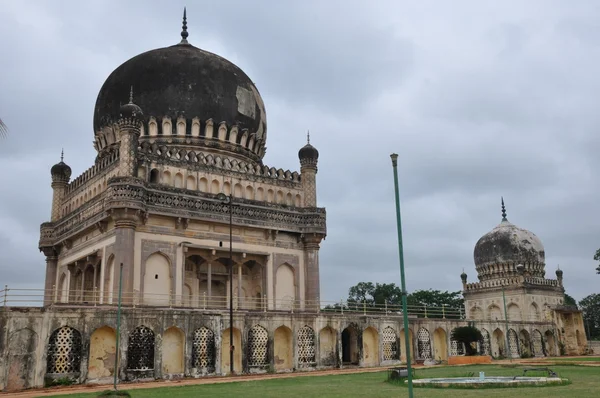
[1,0,599,303]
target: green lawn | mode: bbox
[542,356,600,362]
[46,364,600,398]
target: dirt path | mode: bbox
[2,366,400,398]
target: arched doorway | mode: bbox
[532,329,544,357]
[492,328,505,357]
[221,327,242,374]
[362,327,379,366]
[143,253,171,306]
[274,326,293,371]
[319,326,336,367]
[544,330,556,356]
[399,328,414,363]
[417,328,432,359]
[162,327,185,374]
[519,329,532,357]
[433,328,448,361]
[88,326,116,380]
[341,325,359,365]
[508,329,520,358]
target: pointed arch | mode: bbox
[362,326,379,366]
[297,325,316,367]
[382,326,400,361]
[162,326,185,374]
[127,325,155,371]
[247,325,269,369]
[319,326,336,366]
[274,325,293,371]
[193,327,216,374]
[88,326,116,379]
[47,326,82,375]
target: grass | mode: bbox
[542,356,600,362]
[44,364,600,398]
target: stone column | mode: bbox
[303,233,325,311]
[41,247,59,306]
[237,264,242,307]
[110,209,140,304]
[50,180,68,222]
[207,263,212,302]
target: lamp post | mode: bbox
[501,285,511,361]
[217,192,234,375]
[390,154,414,398]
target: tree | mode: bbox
[579,293,600,341]
[564,293,578,307]
[595,248,600,274]
[451,326,483,356]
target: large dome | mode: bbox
[93,28,267,158]
[473,200,546,281]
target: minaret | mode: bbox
[50,149,71,221]
[298,130,319,207]
[117,86,144,177]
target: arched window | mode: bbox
[127,326,155,370]
[46,326,82,374]
[149,169,159,183]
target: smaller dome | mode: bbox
[51,161,72,180]
[119,88,143,119]
[299,143,319,160]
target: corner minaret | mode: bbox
[117,87,144,177]
[50,149,71,221]
[298,130,319,207]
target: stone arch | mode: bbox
[186,175,196,190]
[162,326,185,374]
[234,183,243,198]
[103,255,114,304]
[5,328,38,391]
[192,327,216,374]
[162,170,172,185]
[469,306,484,320]
[286,192,293,206]
[492,328,505,357]
[267,189,274,202]
[245,185,254,200]
[544,330,556,356]
[297,325,316,367]
[223,181,231,195]
[88,326,116,379]
[507,303,521,321]
[417,327,432,359]
[256,187,264,201]
[488,304,502,321]
[247,324,269,370]
[532,329,544,357]
[433,327,448,361]
[46,326,82,375]
[399,328,414,363]
[221,327,242,375]
[450,328,465,356]
[382,326,399,362]
[127,325,155,371]
[211,179,219,194]
[275,263,295,310]
[341,324,359,365]
[519,329,532,357]
[276,190,284,203]
[174,173,183,188]
[319,326,336,366]
[530,302,540,321]
[295,194,302,207]
[479,328,491,356]
[362,326,379,366]
[143,252,172,306]
[274,325,293,371]
[507,328,520,358]
[199,177,208,192]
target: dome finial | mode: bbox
[180,7,189,44]
[129,86,134,104]
[307,129,310,144]
[501,196,507,221]
[60,148,64,162]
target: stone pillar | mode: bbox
[41,247,59,306]
[110,209,140,304]
[303,233,324,311]
[300,165,317,207]
[117,118,141,177]
[50,180,68,222]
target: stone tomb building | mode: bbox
[0,12,588,392]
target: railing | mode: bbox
[0,287,465,318]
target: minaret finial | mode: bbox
[501,196,507,221]
[129,86,134,104]
[60,148,64,162]
[180,7,189,44]
[307,130,310,144]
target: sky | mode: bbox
[0,0,599,303]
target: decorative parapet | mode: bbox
[39,177,326,246]
[464,276,560,291]
[139,142,301,187]
[65,150,120,195]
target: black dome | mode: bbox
[299,143,319,160]
[51,161,72,180]
[93,43,266,140]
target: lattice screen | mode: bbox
[192,327,215,370]
[297,326,315,366]
[532,329,543,357]
[382,327,399,361]
[450,336,465,356]
[508,329,519,358]
[478,328,491,355]
[127,325,155,370]
[247,325,268,367]
[417,328,432,359]
[46,326,82,374]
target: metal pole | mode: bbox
[229,194,234,375]
[113,263,124,390]
[502,286,511,361]
[390,154,414,398]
